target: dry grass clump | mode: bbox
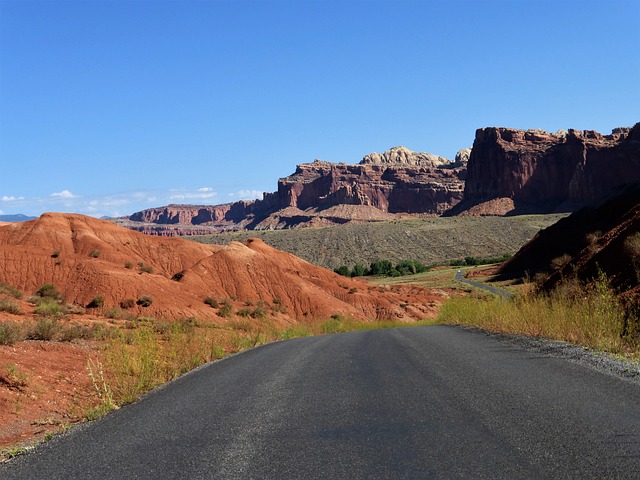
[438,274,638,358]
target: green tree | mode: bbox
[350,264,367,277]
[334,265,350,277]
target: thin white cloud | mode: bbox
[168,188,218,201]
[236,189,263,200]
[0,209,4,215]
[50,189,78,199]
[3,186,226,218]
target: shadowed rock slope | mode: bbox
[0,213,440,322]
[499,184,640,298]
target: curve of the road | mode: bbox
[2,326,639,479]
[455,269,513,300]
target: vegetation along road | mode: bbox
[2,326,639,479]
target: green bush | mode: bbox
[369,260,393,276]
[89,249,101,258]
[334,265,351,277]
[350,264,368,277]
[28,318,60,340]
[34,298,65,316]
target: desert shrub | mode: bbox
[3,363,28,390]
[236,308,252,317]
[104,308,126,319]
[58,324,92,342]
[65,304,86,315]
[251,305,268,319]
[51,250,60,258]
[229,319,252,331]
[624,233,640,281]
[625,232,640,257]
[585,230,603,245]
[0,299,23,315]
[137,295,153,307]
[0,283,23,299]
[28,318,60,340]
[89,249,101,258]
[204,297,219,308]
[87,296,104,309]
[550,254,572,271]
[34,298,65,316]
[35,284,64,302]
[218,299,233,318]
[139,264,153,274]
[0,321,23,345]
[120,299,136,309]
[124,261,134,269]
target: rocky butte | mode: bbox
[121,146,468,235]
[448,123,640,216]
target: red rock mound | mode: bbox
[0,213,439,322]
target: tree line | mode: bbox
[333,254,513,278]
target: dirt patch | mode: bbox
[0,340,99,449]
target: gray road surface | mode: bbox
[2,326,639,479]
[455,269,513,300]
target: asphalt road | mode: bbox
[455,270,513,300]
[2,326,639,479]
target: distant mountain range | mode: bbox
[0,214,37,222]
[118,122,640,236]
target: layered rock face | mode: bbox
[122,147,467,234]
[451,124,640,215]
[277,157,465,214]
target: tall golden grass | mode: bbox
[438,274,638,358]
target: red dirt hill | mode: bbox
[0,213,439,323]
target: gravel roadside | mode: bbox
[459,325,640,385]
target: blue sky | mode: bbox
[1,0,638,218]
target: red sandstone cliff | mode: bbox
[121,147,467,234]
[449,123,640,215]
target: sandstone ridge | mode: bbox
[121,146,466,235]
